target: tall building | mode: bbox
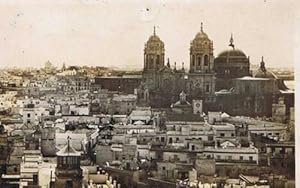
[54,137,82,188]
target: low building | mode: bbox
[108,94,137,115]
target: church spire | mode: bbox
[153,26,156,36]
[229,33,235,50]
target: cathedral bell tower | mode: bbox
[189,23,214,73]
[188,23,216,106]
[143,26,165,90]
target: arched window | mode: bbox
[149,58,154,68]
[197,57,201,66]
[204,55,209,66]
[156,55,160,66]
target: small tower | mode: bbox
[55,136,82,188]
[62,62,66,71]
[260,56,266,72]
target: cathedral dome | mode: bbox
[253,57,277,79]
[194,31,209,41]
[191,23,212,45]
[214,34,250,84]
[190,23,213,58]
[145,27,164,51]
[214,49,249,65]
[218,49,247,58]
[147,35,164,45]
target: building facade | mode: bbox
[142,24,216,111]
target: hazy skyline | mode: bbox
[0,0,299,69]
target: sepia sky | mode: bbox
[0,0,299,69]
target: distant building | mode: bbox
[108,94,137,115]
[41,122,56,157]
[94,75,142,94]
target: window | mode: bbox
[27,113,31,118]
[198,57,201,66]
[228,156,232,160]
[249,156,253,161]
[220,133,225,137]
[206,84,210,92]
[204,55,209,66]
[162,166,166,170]
[191,145,195,151]
[240,156,244,160]
[217,155,221,159]
[231,133,235,137]
[245,85,250,93]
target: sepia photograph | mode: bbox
[0,0,298,187]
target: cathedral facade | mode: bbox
[142,25,215,111]
[140,25,293,117]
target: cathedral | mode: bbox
[95,24,294,117]
[141,24,215,112]
[139,24,294,117]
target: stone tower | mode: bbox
[143,26,165,90]
[189,22,214,73]
[54,137,82,188]
[188,23,216,106]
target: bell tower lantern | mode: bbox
[144,26,165,72]
[190,23,214,73]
